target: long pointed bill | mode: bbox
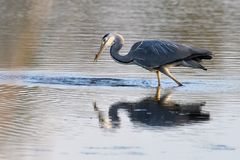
[94,42,106,62]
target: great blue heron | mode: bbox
[94,33,213,86]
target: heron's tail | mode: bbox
[189,48,213,60]
[184,47,213,70]
[183,60,207,70]
[183,48,213,71]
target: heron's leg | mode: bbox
[155,86,161,100]
[156,71,161,86]
[160,67,183,86]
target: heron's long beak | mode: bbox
[94,41,107,62]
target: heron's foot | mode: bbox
[175,80,183,86]
[177,82,183,86]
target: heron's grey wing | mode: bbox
[131,40,192,70]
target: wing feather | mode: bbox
[130,40,196,70]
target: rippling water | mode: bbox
[0,0,240,160]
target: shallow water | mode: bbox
[0,0,240,160]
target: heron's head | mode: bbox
[94,33,116,62]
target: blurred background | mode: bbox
[0,0,239,79]
[0,0,240,160]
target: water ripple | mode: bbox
[0,72,239,93]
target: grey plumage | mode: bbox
[130,40,212,71]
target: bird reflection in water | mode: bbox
[94,88,210,129]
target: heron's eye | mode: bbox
[103,38,108,42]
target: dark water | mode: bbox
[0,0,240,159]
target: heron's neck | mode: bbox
[110,35,133,64]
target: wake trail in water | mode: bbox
[0,72,239,92]
[25,75,155,88]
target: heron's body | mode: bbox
[95,33,213,86]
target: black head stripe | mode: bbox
[102,33,110,39]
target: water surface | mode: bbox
[0,0,240,160]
